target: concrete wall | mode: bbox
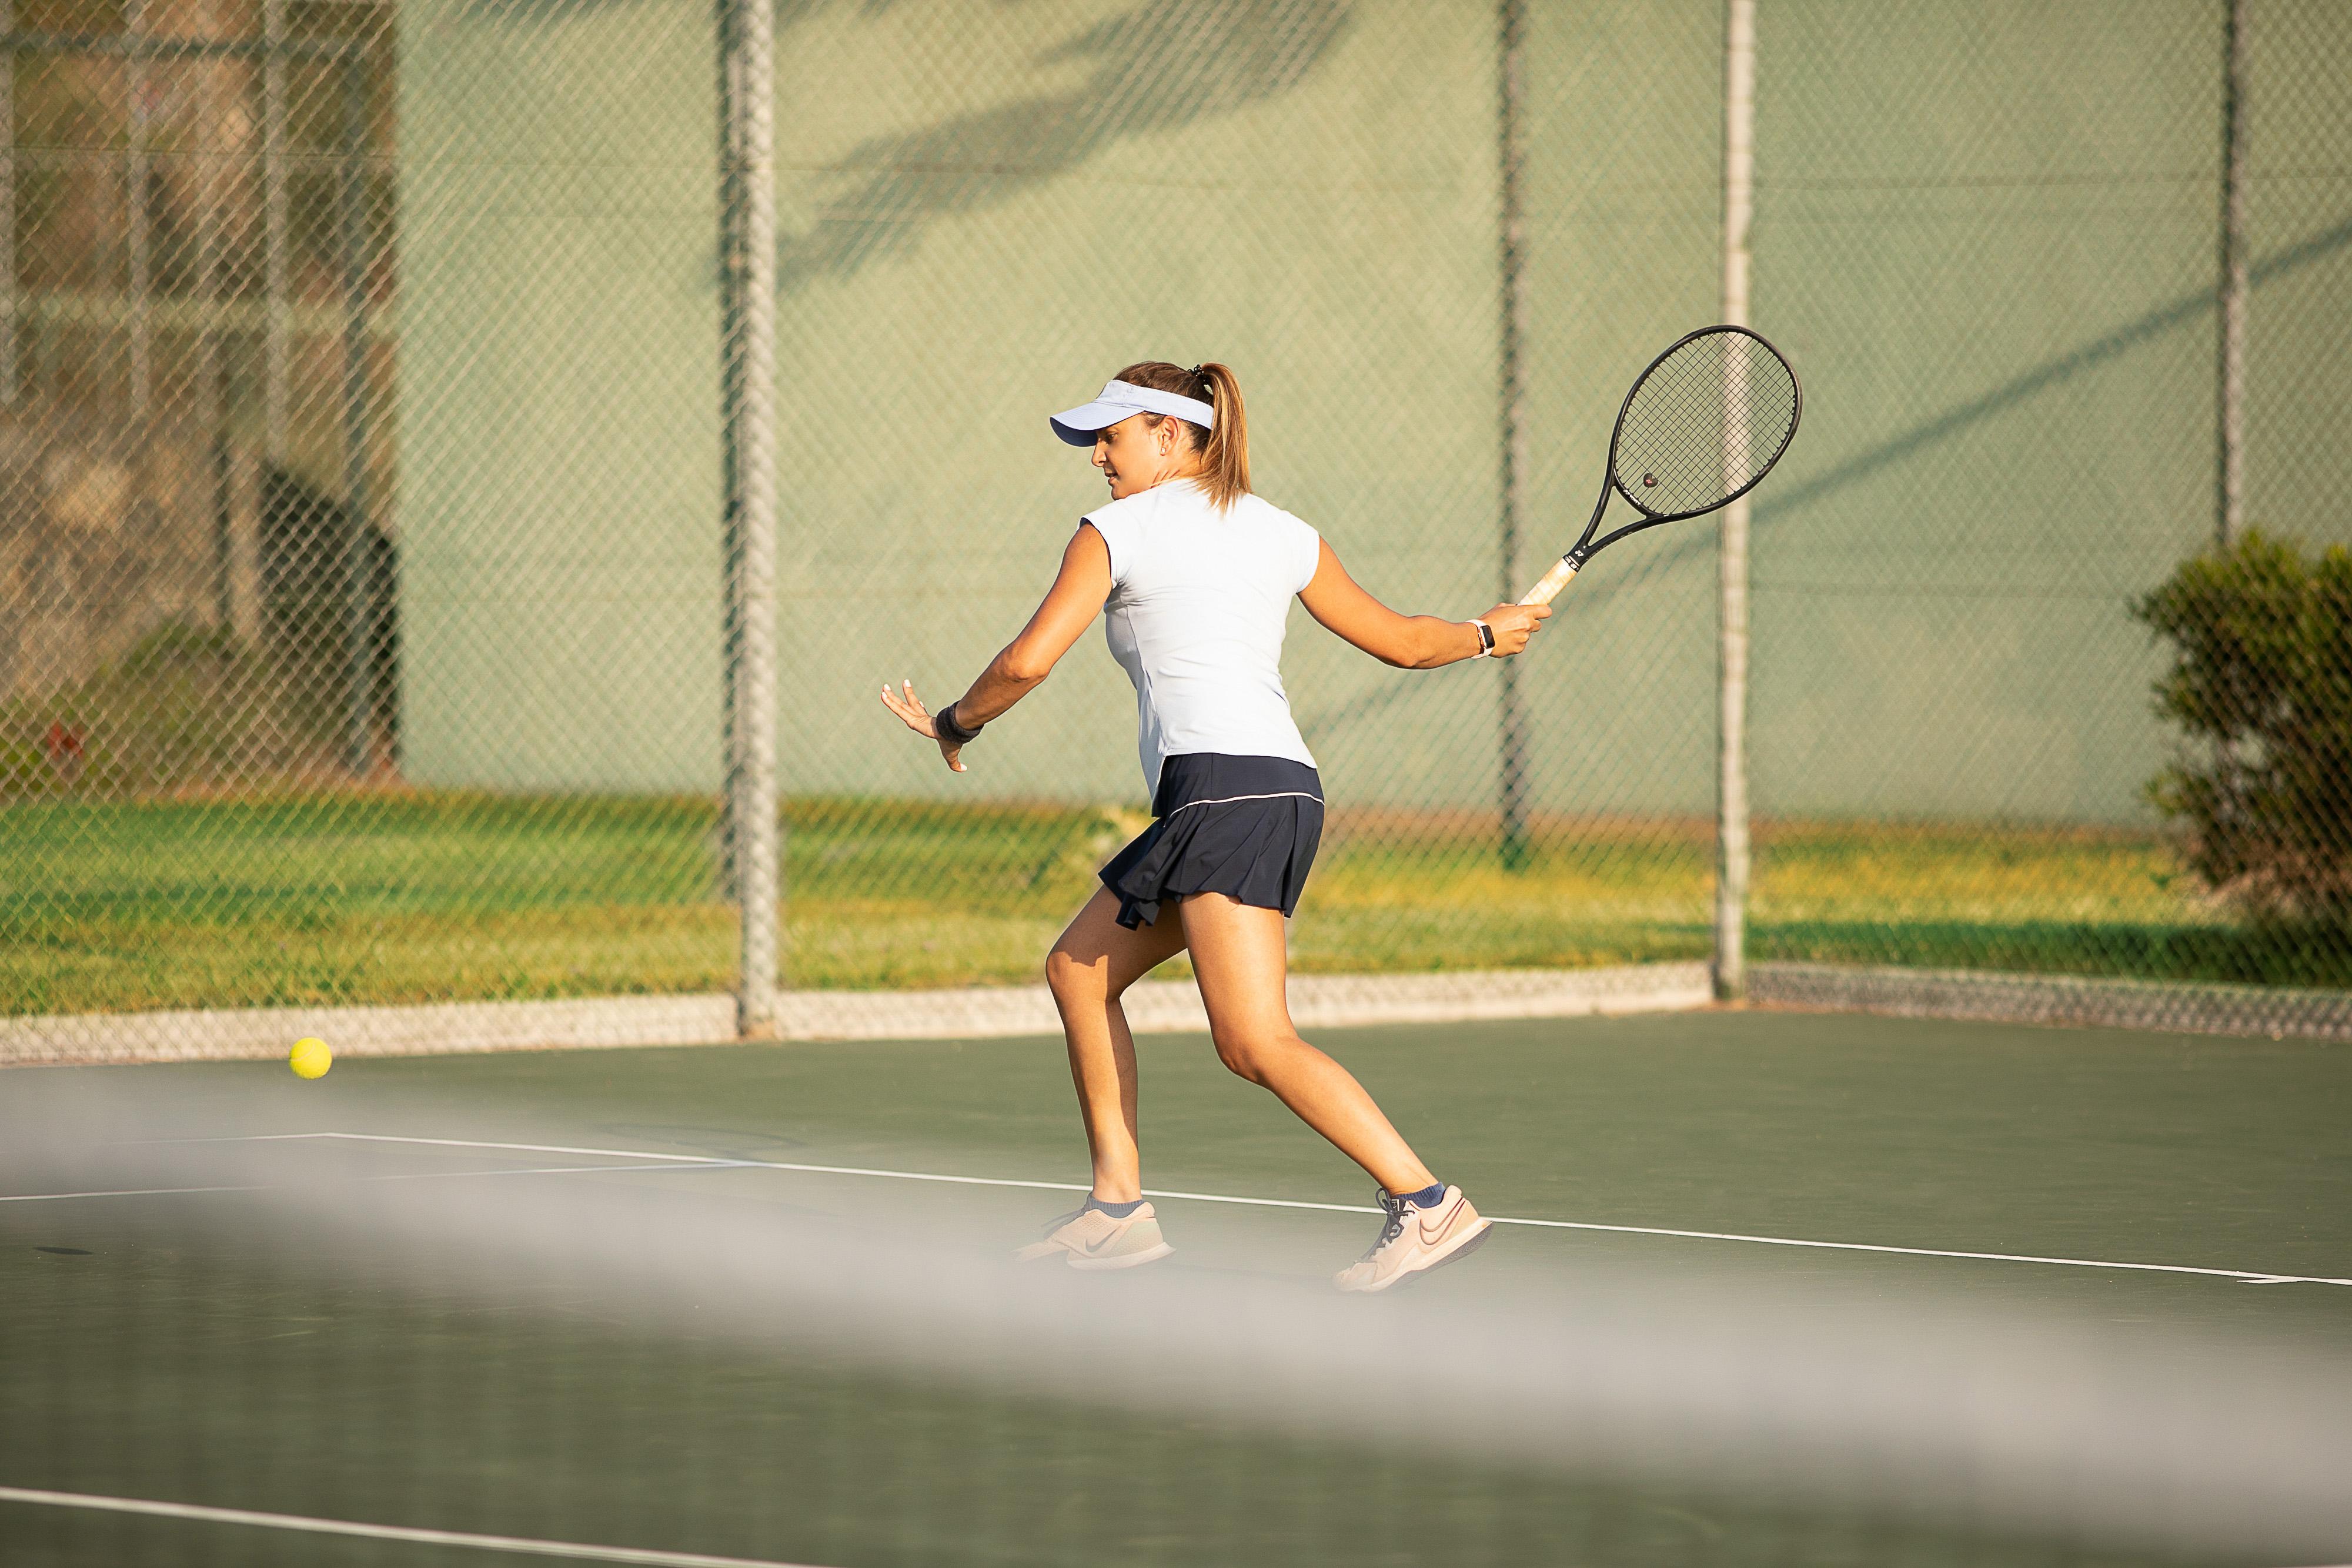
[396,0,722,793]
[395,0,2351,821]
[1749,0,2352,823]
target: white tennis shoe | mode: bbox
[1014,1201,1175,1271]
[1334,1185,1492,1293]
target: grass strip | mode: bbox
[4,793,2344,1014]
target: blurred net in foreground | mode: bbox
[6,1092,2351,1568]
[0,0,2347,1038]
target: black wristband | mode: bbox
[936,701,983,746]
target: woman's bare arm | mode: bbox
[879,524,1113,771]
[956,524,1113,719]
[1298,539,1549,668]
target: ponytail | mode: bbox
[1193,362,1250,510]
[1111,359,1252,510]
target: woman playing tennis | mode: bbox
[880,363,1548,1292]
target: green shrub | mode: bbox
[2133,530,2352,925]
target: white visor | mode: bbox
[1050,379,1215,445]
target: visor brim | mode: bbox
[1048,402,1134,446]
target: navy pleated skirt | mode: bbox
[1099,753,1324,930]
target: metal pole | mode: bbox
[196,0,225,627]
[1713,0,1756,1003]
[720,0,778,1035]
[192,0,220,420]
[126,0,149,414]
[336,53,372,777]
[1494,0,1531,872]
[2216,0,2247,548]
[1,0,16,403]
[717,28,741,918]
[263,0,289,468]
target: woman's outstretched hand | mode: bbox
[1478,602,1551,657]
[880,679,966,773]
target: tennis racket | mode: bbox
[1519,325,1802,606]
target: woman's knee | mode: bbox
[1044,947,1090,1002]
[1211,1022,1302,1084]
[1046,945,1121,1007]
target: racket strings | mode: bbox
[1612,333,1798,517]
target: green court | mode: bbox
[5,1008,2348,1567]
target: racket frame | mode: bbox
[1521,324,1800,607]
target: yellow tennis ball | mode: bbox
[289,1037,332,1079]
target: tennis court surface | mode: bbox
[5,1007,2348,1568]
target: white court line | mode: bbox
[0,1164,725,1204]
[370,1162,737,1183]
[1,1183,271,1203]
[216,1132,2352,1290]
[0,1485,829,1567]
[238,1132,1093,1196]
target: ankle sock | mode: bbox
[1086,1195,1147,1219]
[1392,1181,1446,1211]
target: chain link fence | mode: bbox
[1746,0,2351,996]
[2,0,2346,1040]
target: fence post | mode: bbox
[265,0,290,470]
[2216,0,2247,548]
[1493,0,1531,871]
[720,0,779,1037]
[336,51,374,778]
[1,1,15,404]
[196,2,226,635]
[1714,0,1757,1002]
[126,0,151,415]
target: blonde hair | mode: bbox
[1113,360,1251,510]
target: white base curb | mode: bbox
[0,994,740,1067]
[13,960,2342,1067]
[1749,961,2352,1043]
[1,964,1715,1067]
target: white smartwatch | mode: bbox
[1469,619,1496,658]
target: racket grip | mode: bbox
[1519,555,1580,607]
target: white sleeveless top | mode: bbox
[1081,479,1322,796]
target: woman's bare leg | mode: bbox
[1177,892,1436,1195]
[1044,887,1189,1203]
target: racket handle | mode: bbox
[1519,554,1580,607]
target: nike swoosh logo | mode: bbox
[1418,1199,1465,1244]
